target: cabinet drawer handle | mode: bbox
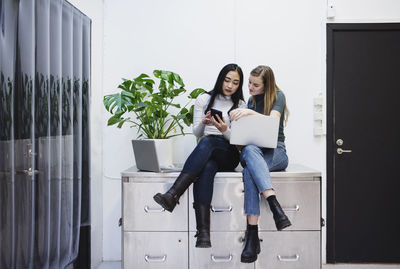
[144,205,165,213]
[283,204,300,212]
[211,205,232,213]
[211,254,233,263]
[144,254,167,263]
[277,254,300,262]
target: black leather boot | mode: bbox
[193,203,211,248]
[267,195,291,230]
[153,172,196,212]
[241,224,260,263]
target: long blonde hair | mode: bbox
[250,65,289,124]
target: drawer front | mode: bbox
[188,181,246,232]
[259,181,320,231]
[123,182,188,231]
[256,231,320,269]
[189,231,254,269]
[123,232,188,269]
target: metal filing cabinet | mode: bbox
[121,174,189,269]
[256,171,321,269]
[121,164,321,269]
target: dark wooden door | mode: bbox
[327,23,400,263]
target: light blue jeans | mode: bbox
[240,141,288,216]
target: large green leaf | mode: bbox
[173,73,184,87]
[117,117,130,128]
[171,88,185,97]
[104,93,128,114]
[158,80,167,96]
[189,88,206,99]
[136,73,150,80]
[153,70,161,77]
[107,114,125,126]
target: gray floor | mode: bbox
[96,261,120,269]
[97,261,400,269]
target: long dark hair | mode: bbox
[204,63,244,115]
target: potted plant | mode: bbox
[103,70,205,165]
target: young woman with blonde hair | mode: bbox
[230,65,290,263]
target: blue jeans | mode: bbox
[182,136,240,205]
[240,141,288,216]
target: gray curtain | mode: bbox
[0,0,91,268]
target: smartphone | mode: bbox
[210,108,223,121]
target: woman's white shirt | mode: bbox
[192,93,246,140]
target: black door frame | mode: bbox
[326,22,400,263]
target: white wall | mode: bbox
[330,0,400,22]
[70,0,400,265]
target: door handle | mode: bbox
[336,139,344,146]
[337,148,352,154]
[16,168,40,176]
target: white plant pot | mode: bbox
[152,138,173,166]
[132,138,173,168]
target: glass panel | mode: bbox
[0,1,17,268]
[71,8,83,260]
[16,1,37,268]
[0,1,90,267]
[81,14,91,227]
[36,0,53,267]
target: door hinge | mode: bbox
[321,217,326,227]
[119,217,123,227]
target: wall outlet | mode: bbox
[327,5,336,19]
[314,127,325,136]
[314,112,324,121]
[314,97,323,106]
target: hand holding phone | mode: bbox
[210,108,223,121]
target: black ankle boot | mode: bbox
[267,195,291,230]
[241,224,260,263]
[193,203,211,248]
[153,172,196,212]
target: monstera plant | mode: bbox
[103,70,205,139]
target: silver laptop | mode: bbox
[230,114,279,148]
[132,140,183,172]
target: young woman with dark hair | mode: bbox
[153,63,246,248]
[230,65,291,263]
